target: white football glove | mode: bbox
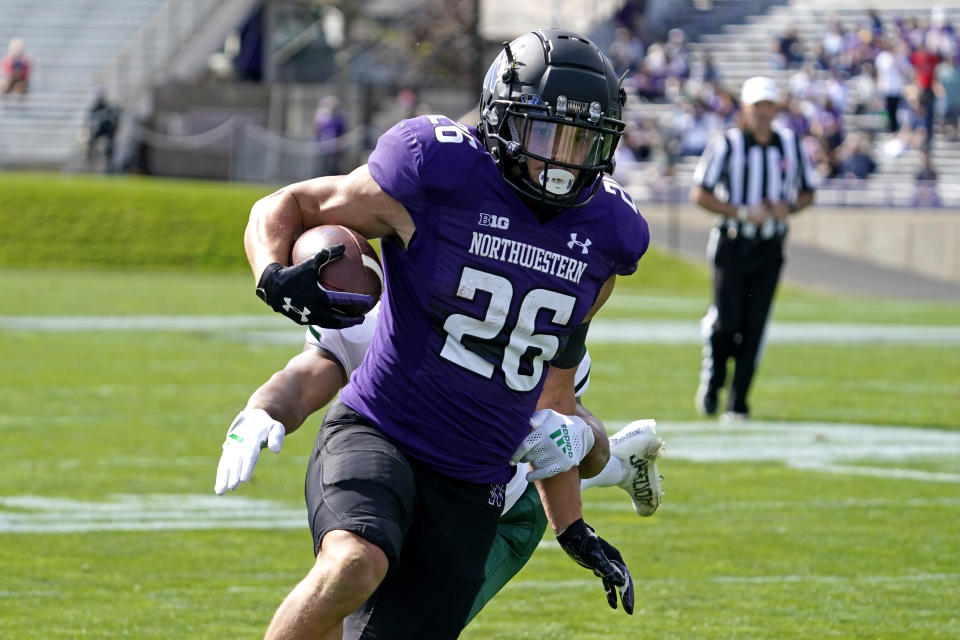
[511,409,596,482]
[214,408,285,495]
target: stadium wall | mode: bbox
[642,205,960,284]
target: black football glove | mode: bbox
[556,519,635,614]
[255,245,373,328]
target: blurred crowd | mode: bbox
[611,6,960,186]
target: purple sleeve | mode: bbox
[367,120,427,221]
[615,212,650,276]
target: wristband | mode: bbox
[736,206,749,221]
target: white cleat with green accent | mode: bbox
[610,420,665,517]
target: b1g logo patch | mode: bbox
[478,213,510,230]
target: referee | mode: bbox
[690,76,816,420]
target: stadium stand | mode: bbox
[0,0,168,167]
[2,0,958,213]
[0,0,256,169]
[614,0,960,208]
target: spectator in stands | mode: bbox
[926,5,957,60]
[867,9,885,39]
[614,0,646,33]
[808,97,845,176]
[912,148,941,207]
[709,87,738,127]
[788,64,817,102]
[313,96,347,176]
[642,41,669,98]
[664,28,691,80]
[934,55,960,141]
[608,27,645,75]
[1,38,31,95]
[882,84,928,159]
[694,50,721,86]
[824,69,850,113]
[821,15,846,69]
[667,98,720,160]
[847,61,879,115]
[778,97,810,138]
[838,131,877,180]
[901,15,927,52]
[85,87,122,169]
[772,24,806,70]
[910,40,942,150]
[875,38,910,132]
[618,116,659,163]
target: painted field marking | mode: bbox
[2,316,959,344]
[2,422,958,534]
[505,572,960,589]
[652,421,960,484]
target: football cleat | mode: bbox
[720,411,750,423]
[610,420,665,517]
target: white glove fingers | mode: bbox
[238,448,260,483]
[214,456,231,495]
[267,423,285,453]
[226,452,244,490]
[526,464,562,482]
[582,419,596,454]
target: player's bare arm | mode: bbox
[574,403,610,478]
[535,364,609,479]
[245,165,414,282]
[245,345,347,435]
[531,273,617,532]
[246,166,412,328]
[214,345,346,495]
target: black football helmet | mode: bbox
[479,28,627,211]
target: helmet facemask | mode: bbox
[479,30,627,212]
[501,98,622,208]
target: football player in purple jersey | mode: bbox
[237,28,649,640]
[215,303,665,626]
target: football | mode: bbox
[290,224,383,315]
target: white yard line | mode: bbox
[2,315,959,344]
[505,573,960,588]
[2,422,958,534]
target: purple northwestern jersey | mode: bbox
[339,115,649,483]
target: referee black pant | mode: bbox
[701,229,784,414]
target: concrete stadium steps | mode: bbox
[0,0,168,167]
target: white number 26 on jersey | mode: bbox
[439,267,575,392]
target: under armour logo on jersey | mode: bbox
[478,213,510,229]
[567,233,592,254]
[488,483,505,508]
[281,298,311,323]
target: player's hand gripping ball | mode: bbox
[290,225,383,315]
[255,225,382,327]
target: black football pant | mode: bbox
[702,233,783,414]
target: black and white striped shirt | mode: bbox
[693,125,817,213]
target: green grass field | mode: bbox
[1,175,959,638]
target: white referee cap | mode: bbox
[740,76,780,105]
